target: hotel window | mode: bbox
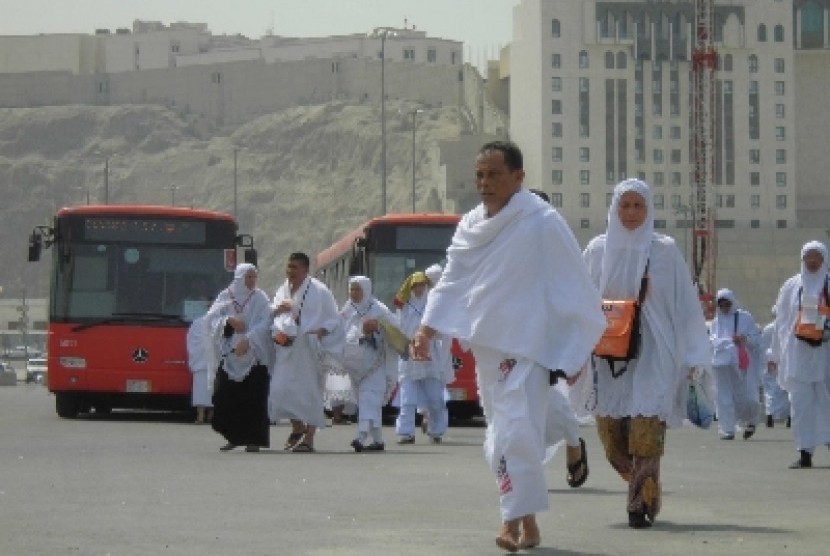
[552,53,561,68]
[750,172,760,186]
[580,219,590,229]
[775,127,786,141]
[777,220,788,228]
[749,80,758,94]
[749,149,761,164]
[670,126,681,139]
[580,193,590,207]
[580,170,590,185]
[427,49,437,63]
[653,194,664,209]
[551,193,563,208]
[579,147,590,162]
[775,81,785,95]
[552,77,562,91]
[751,220,760,228]
[579,50,589,69]
[774,24,784,42]
[671,172,682,186]
[751,194,761,208]
[605,51,615,69]
[606,171,616,185]
[776,149,786,164]
[403,48,415,60]
[775,104,785,118]
[774,58,785,73]
[653,126,663,140]
[748,55,758,73]
[654,149,664,164]
[757,24,767,42]
[671,149,682,164]
[776,172,787,187]
[606,192,614,207]
[552,100,562,114]
[552,170,563,185]
[579,78,590,92]
[552,147,563,162]
[552,19,561,38]
[579,124,589,137]
[724,195,735,208]
[671,194,682,208]
[653,172,665,186]
[776,195,787,209]
[552,122,563,137]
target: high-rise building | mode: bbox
[509,0,829,248]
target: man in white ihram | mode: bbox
[409,141,606,552]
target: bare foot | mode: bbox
[495,519,520,552]
[519,514,540,548]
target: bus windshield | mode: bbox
[53,242,229,324]
[370,251,447,307]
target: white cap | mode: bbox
[425,264,443,285]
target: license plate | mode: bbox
[126,380,150,393]
[447,388,467,401]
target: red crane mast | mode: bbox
[691,0,718,319]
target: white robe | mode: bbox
[340,297,399,423]
[709,305,762,431]
[204,286,274,384]
[770,271,830,451]
[268,276,341,427]
[186,316,212,407]
[580,235,712,427]
[422,188,607,521]
[760,322,790,419]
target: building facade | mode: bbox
[508,0,830,317]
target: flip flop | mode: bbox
[291,442,315,453]
[284,432,303,450]
[566,437,589,488]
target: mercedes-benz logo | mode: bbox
[132,348,149,363]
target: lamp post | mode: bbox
[233,147,238,219]
[104,156,109,204]
[409,109,423,213]
[165,184,179,206]
[369,28,397,215]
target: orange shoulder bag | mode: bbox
[593,260,649,378]
[794,277,830,347]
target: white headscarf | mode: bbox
[348,275,374,314]
[600,179,654,298]
[230,263,257,301]
[425,264,443,286]
[799,240,829,297]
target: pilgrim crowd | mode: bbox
[185,140,830,553]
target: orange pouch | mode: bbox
[594,299,641,360]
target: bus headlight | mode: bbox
[59,357,87,369]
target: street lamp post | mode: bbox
[164,184,179,206]
[233,147,238,219]
[104,156,109,204]
[410,109,423,213]
[369,27,397,215]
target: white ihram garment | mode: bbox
[186,316,212,407]
[422,188,607,521]
[268,277,341,427]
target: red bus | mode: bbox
[27,205,256,418]
[315,213,481,421]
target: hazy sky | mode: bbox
[0,0,517,67]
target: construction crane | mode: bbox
[691,0,717,319]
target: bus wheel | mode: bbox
[55,393,80,419]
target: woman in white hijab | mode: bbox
[204,263,274,452]
[341,276,398,452]
[709,288,761,440]
[769,240,830,468]
[580,179,711,528]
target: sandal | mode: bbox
[566,437,589,488]
[291,442,315,453]
[284,432,303,451]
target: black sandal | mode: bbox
[291,442,315,453]
[284,432,303,451]
[566,437,589,488]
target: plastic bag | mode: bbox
[687,377,715,429]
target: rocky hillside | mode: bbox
[0,102,472,297]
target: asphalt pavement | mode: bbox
[1,384,828,556]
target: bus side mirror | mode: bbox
[28,232,42,262]
[244,249,257,266]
